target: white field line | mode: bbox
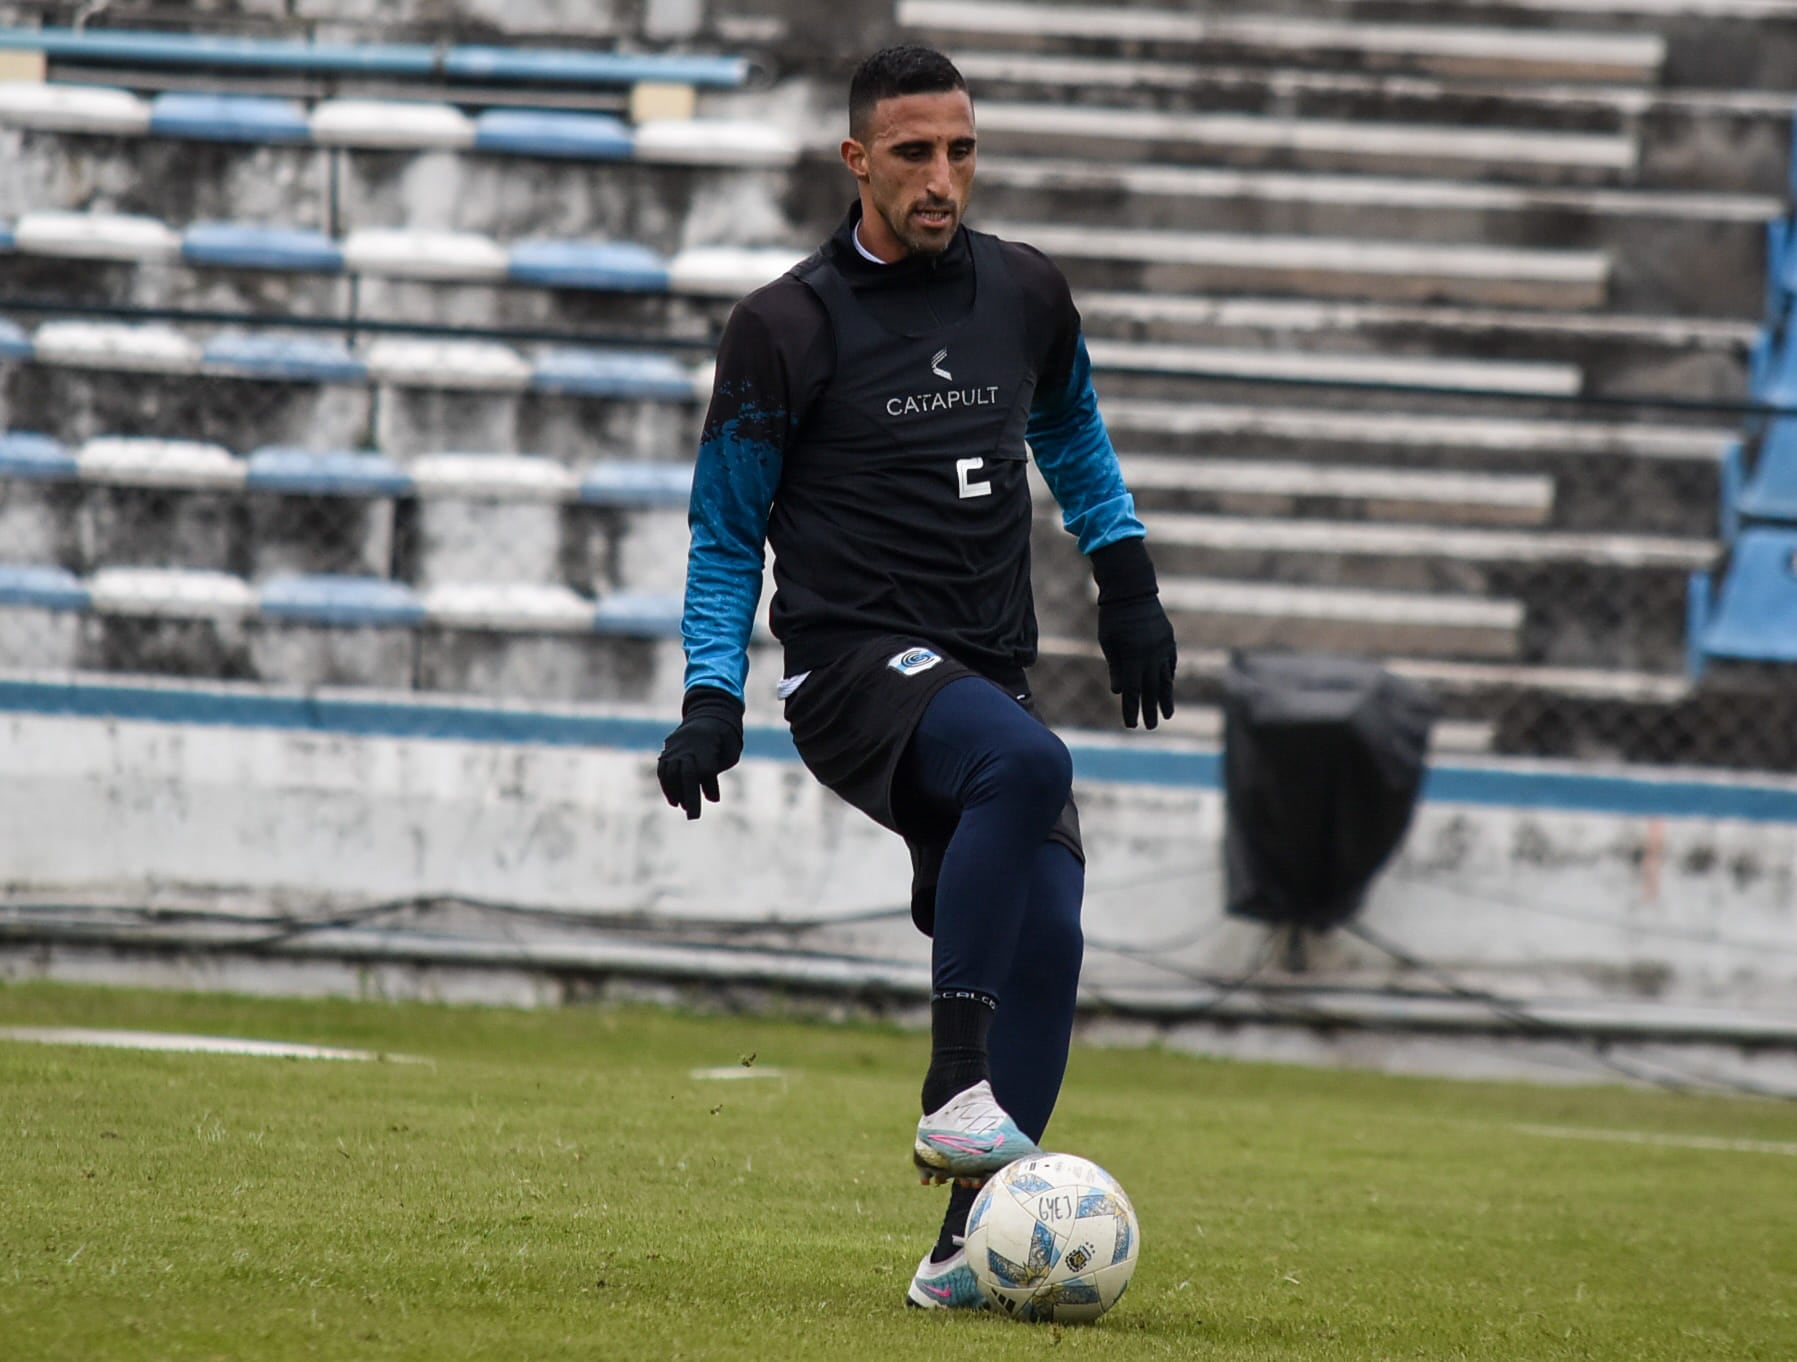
[0,1025,423,1062]
[689,1066,789,1080]
[1514,1122,1797,1156]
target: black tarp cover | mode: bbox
[1222,652,1439,930]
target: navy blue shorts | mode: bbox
[782,634,1082,932]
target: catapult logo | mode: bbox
[885,346,1000,417]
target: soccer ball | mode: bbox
[963,1153,1140,1323]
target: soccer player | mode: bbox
[657,45,1177,1311]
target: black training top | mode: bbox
[680,201,1145,699]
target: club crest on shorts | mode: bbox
[888,647,943,677]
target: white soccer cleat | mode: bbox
[912,1079,1041,1185]
[904,1245,989,1310]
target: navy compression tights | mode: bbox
[895,676,1086,1142]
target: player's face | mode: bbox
[842,88,976,261]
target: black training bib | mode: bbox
[768,230,1040,674]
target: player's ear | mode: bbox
[841,137,870,182]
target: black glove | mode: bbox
[1091,538,1177,731]
[657,687,745,819]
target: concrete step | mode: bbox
[0,593,705,710]
[1040,635,1691,704]
[1086,338,1583,397]
[0,467,687,602]
[0,128,792,259]
[1155,574,1526,660]
[967,160,1776,316]
[1146,514,1712,575]
[0,254,733,347]
[1097,399,1730,535]
[1114,455,1556,525]
[984,221,1610,308]
[0,232,759,344]
[1153,700,1496,753]
[898,0,1668,82]
[952,52,1793,194]
[1031,634,1732,762]
[1331,0,1797,90]
[1077,295,1753,403]
[1049,632,1797,768]
[6,0,681,42]
[1138,516,1710,670]
[0,362,705,469]
[970,100,1640,186]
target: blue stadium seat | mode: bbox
[0,431,76,480]
[260,574,427,628]
[202,334,366,384]
[1721,423,1797,539]
[592,591,683,637]
[532,349,697,400]
[1769,215,1794,325]
[1749,328,1774,399]
[245,447,413,497]
[507,240,670,292]
[1687,528,1797,677]
[472,109,634,161]
[0,564,90,612]
[1748,325,1796,448]
[183,223,344,273]
[0,318,33,361]
[147,92,311,143]
[578,461,693,508]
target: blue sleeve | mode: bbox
[1027,331,1146,554]
[680,310,788,701]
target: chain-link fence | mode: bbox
[1,302,1792,772]
[1028,372,1797,772]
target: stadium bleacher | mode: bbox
[1687,527,1797,677]
[0,315,711,395]
[0,27,755,90]
[1723,422,1797,535]
[0,82,799,165]
[0,1,1793,761]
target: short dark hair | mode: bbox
[848,45,967,143]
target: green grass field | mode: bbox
[3,981,1794,1361]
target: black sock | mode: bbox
[931,1182,982,1263]
[921,989,997,1115]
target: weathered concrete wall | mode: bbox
[1,696,1793,1020]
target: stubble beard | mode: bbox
[879,199,959,259]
